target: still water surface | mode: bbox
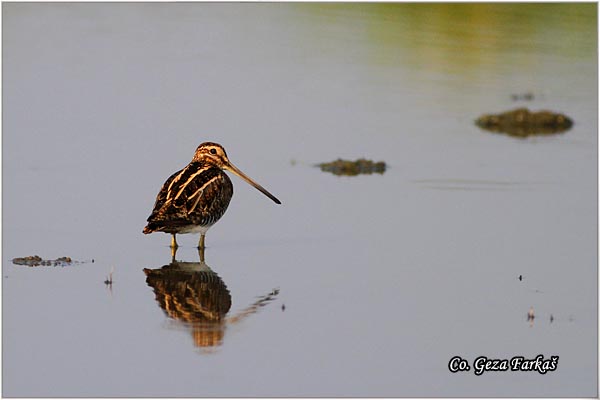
[3,3,597,397]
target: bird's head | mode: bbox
[192,142,230,167]
[192,142,281,205]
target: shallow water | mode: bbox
[3,3,597,397]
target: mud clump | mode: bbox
[475,108,573,138]
[12,255,74,267]
[318,158,386,176]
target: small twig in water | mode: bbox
[104,266,115,286]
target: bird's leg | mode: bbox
[171,246,177,263]
[170,233,178,249]
[198,245,205,263]
[198,233,206,250]
[170,234,179,262]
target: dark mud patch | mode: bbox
[318,158,386,176]
[12,255,92,267]
[475,108,573,138]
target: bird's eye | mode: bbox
[210,148,217,155]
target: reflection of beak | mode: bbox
[225,162,281,205]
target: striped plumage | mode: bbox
[144,163,233,234]
[143,142,280,252]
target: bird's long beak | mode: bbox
[225,162,281,205]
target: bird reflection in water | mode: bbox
[144,249,279,350]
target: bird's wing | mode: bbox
[148,163,228,225]
[176,167,226,216]
[147,168,185,221]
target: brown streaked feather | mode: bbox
[150,169,182,214]
[144,161,233,234]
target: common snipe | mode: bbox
[143,142,281,253]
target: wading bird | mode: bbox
[143,142,281,256]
